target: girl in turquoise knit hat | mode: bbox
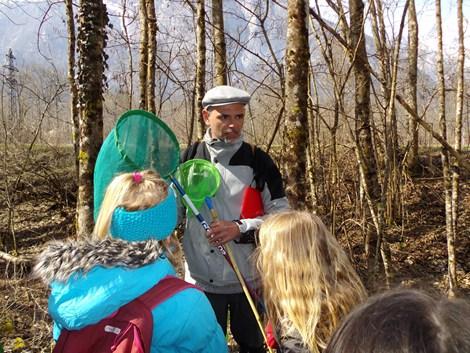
[34,170,227,353]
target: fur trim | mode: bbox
[33,238,165,284]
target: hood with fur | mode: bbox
[33,238,165,284]
[35,238,176,332]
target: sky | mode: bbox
[0,0,469,67]
[416,0,470,54]
[309,0,469,57]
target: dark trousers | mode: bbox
[205,292,266,353]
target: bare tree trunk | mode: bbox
[435,0,455,296]
[307,64,319,211]
[376,2,409,287]
[121,0,134,110]
[212,0,227,85]
[349,0,387,287]
[146,0,157,113]
[450,0,464,296]
[284,0,309,209]
[195,0,206,139]
[406,0,419,172]
[370,0,404,224]
[76,0,108,237]
[139,0,148,110]
[310,10,348,233]
[65,0,79,178]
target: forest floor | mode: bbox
[0,147,469,352]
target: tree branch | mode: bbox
[396,94,470,172]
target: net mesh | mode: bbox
[93,110,180,219]
[175,159,221,210]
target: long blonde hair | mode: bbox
[257,211,366,353]
[93,170,180,265]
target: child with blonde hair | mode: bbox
[257,211,367,353]
[35,169,227,353]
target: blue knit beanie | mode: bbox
[110,188,177,241]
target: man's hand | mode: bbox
[206,220,241,246]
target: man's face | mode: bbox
[202,103,245,142]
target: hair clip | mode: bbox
[132,171,143,184]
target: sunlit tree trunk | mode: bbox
[212,0,227,85]
[121,0,134,110]
[139,0,148,109]
[406,0,419,172]
[146,0,156,113]
[450,0,464,296]
[284,0,309,208]
[195,0,206,139]
[370,0,405,224]
[65,0,79,178]
[306,64,319,212]
[379,3,408,283]
[435,0,455,297]
[76,0,108,237]
[349,0,387,286]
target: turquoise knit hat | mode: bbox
[110,188,177,241]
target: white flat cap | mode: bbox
[202,85,251,108]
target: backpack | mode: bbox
[53,276,199,353]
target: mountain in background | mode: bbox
[0,1,77,69]
[0,0,441,87]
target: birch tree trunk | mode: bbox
[449,0,464,296]
[212,0,227,85]
[76,0,108,237]
[146,0,157,114]
[65,0,79,178]
[435,0,455,296]
[139,0,148,110]
[284,0,309,208]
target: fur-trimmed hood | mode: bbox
[33,238,229,353]
[33,238,165,284]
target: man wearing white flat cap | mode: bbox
[181,85,289,353]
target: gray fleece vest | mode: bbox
[181,132,289,294]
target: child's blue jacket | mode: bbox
[35,239,228,353]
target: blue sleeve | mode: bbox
[178,293,228,353]
[151,288,228,353]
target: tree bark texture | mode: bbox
[406,0,419,172]
[121,0,134,110]
[195,0,206,140]
[139,0,148,110]
[450,0,464,296]
[146,0,157,114]
[76,0,108,237]
[435,0,456,295]
[284,0,309,209]
[349,0,385,285]
[65,0,79,179]
[212,0,227,85]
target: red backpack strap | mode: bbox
[138,276,201,310]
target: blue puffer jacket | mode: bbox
[34,238,228,353]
